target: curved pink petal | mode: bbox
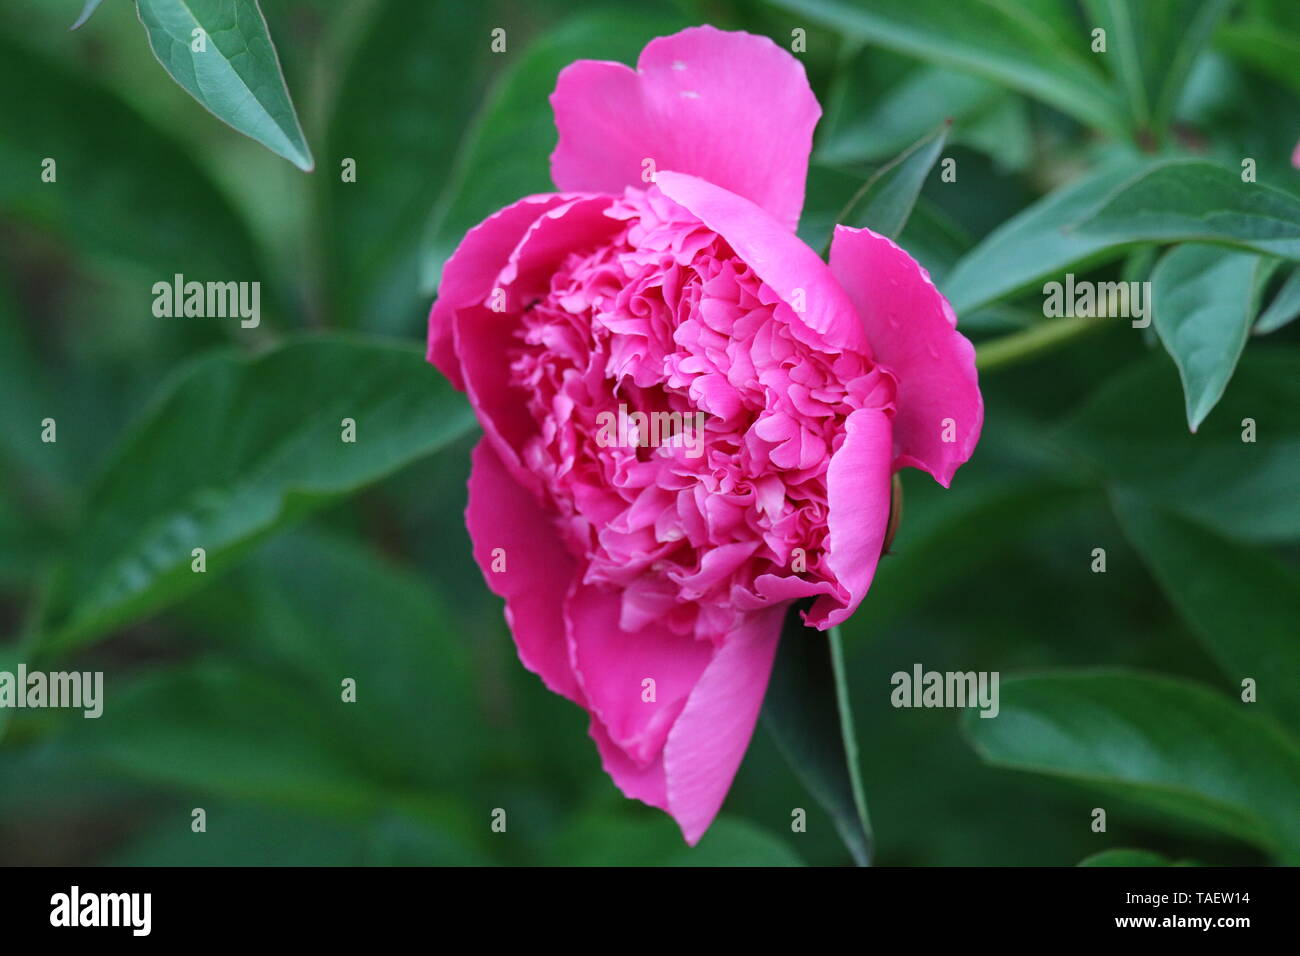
[453,196,617,492]
[427,192,577,389]
[829,225,982,487]
[1293,139,1300,169]
[494,195,621,309]
[656,171,870,356]
[662,604,785,844]
[550,26,819,232]
[807,407,893,629]
[466,439,584,705]
[566,582,713,767]
[453,303,539,491]
[589,718,668,812]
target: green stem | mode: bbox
[975,315,1104,373]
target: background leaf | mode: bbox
[817,64,1000,166]
[1061,351,1300,542]
[943,157,1153,315]
[183,528,485,786]
[1072,159,1300,260]
[762,614,872,866]
[1083,0,1232,138]
[0,32,264,281]
[82,660,388,813]
[1112,494,1300,731]
[1217,16,1300,99]
[964,671,1300,862]
[1255,266,1300,333]
[420,6,690,295]
[835,122,949,240]
[70,0,106,31]
[40,336,474,653]
[765,0,1126,134]
[320,0,491,333]
[1150,243,1273,430]
[135,0,314,170]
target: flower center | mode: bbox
[507,187,895,640]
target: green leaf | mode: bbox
[1218,20,1300,99]
[0,33,263,280]
[817,65,998,167]
[855,475,1081,628]
[1084,0,1152,130]
[1150,244,1273,431]
[40,336,475,654]
[762,612,872,866]
[0,277,68,496]
[1083,0,1233,136]
[956,95,1033,174]
[134,0,314,171]
[70,0,106,30]
[1061,350,1300,542]
[963,670,1300,862]
[1078,848,1174,866]
[186,528,484,786]
[764,0,1126,135]
[798,162,873,252]
[1148,0,1232,133]
[944,157,1155,315]
[1072,159,1300,260]
[321,0,491,332]
[1255,267,1300,334]
[834,122,949,242]
[421,7,690,294]
[82,661,388,813]
[1112,495,1300,731]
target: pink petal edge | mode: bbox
[655,170,870,357]
[829,225,983,487]
[466,439,584,704]
[549,26,820,232]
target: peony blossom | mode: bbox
[427,26,982,844]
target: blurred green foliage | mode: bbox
[1,0,1298,866]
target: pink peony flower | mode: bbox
[427,26,982,844]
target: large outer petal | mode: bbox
[662,604,785,844]
[807,407,893,629]
[466,439,584,704]
[655,171,870,356]
[427,193,579,389]
[549,26,819,232]
[453,195,617,494]
[829,225,982,487]
[566,583,712,767]
[588,603,785,845]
